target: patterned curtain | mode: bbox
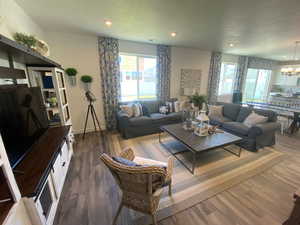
[157,45,171,101]
[248,57,278,70]
[207,52,222,104]
[233,56,248,92]
[98,37,120,131]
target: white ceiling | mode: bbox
[15,0,300,61]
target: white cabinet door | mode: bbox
[60,141,69,175]
[50,141,69,198]
[50,153,63,198]
[35,177,57,225]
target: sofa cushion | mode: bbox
[166,112,182,120]
[113,156,140,167]
[221,103,241,121]
[134,156,167,169]
[150,113,167,120]
[236,107,252,122]
[150,112,182,122]
[128,116,153,126]
[209,116,232,126]
[222,122,250,136]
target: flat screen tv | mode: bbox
[0,85,49,168]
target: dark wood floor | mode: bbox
[54,132,300,225]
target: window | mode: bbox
[218,62,237,96]
[119,54,157,102]
[243,68,272,102]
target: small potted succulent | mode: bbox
[80,75,93,90]
[65,68,78,86]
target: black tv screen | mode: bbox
[0,85,49,168]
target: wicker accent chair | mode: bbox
[100,147,174,225]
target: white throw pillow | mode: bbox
[159,106,169,114]
[208,105,223,118]
[132,103,143,117]
[174,101,180,113]
[120,104,134,117]
[243,112,268,128]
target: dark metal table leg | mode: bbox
[222,146,242,157]
[159,130,197,175]
[192,152,196,174]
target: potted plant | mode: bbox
[188,93,207,110]
[80,75,93,90]
[13,33,38,48]
[65,68,78,86]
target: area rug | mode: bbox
[115,133,285,225]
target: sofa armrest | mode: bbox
[117,111,130,131]
[117,111,130,120]
[248,122,280,138]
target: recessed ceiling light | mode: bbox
[229,43,234,47]
[104,20,112,27]
[171,32,177,37]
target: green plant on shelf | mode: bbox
[13,33,38,48]
[81,75,93,83]
[65,68,78,76]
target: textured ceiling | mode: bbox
[15,0,300,60]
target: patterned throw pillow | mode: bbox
[120,104,134,117]
[132,103,143,117]
[166,101,183,113]
[208,105,223,118]
[243,112,268,128]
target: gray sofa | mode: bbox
[117,100,182,139]
[209,102,280,151]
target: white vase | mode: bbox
[69,76,77,86]
[84,83,91,91]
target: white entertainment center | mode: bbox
[0,34,74,225]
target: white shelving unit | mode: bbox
[27,67,72,127]
[0,34,74,225]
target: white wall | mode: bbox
[170,47,211,98]
[0,0,44,40]
[45,32,105,134]
[119,40,156,56]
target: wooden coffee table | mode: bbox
[159,123,243,174]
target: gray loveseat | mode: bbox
[209,102,280,151]
[117,100,182,139]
